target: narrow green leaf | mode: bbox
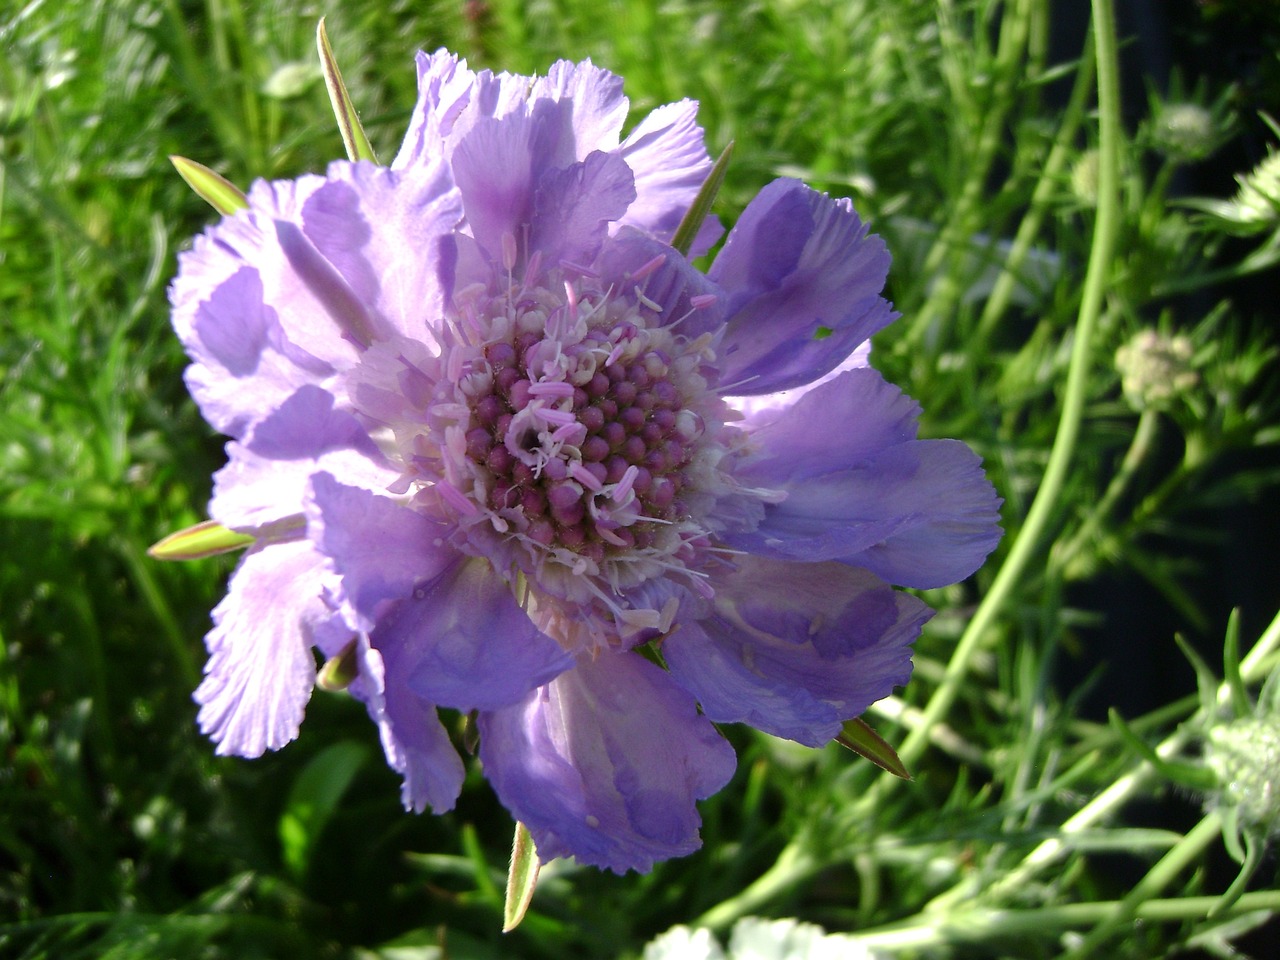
[836,717,911,780]
[502,821,540,932]
[1175,632,1220,714]
[147,520,255,561]
[317,18,378,163]
[279,740,369,879]
[669,141,734,257]
[1223,609,1251,716]
[170,156,248,215]
[1108,708,1217,789]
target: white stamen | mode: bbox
[634,287,663,312]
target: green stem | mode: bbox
[1053,406,1159,578]
[854,889,1280,951]
[904,0,1033,348]
[894,0,1123,777]
[1058,813,1224,959]
[945,605,1280,911]
[694,838,816,931]
[973,27,1095,348]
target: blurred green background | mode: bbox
[3,0,1279,957]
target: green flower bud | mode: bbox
[1114,329,1197,410]
[1205,714,1280,837]
[1151,103,1218,162]
[1070,149,1100,206]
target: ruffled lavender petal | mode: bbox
[363,558,573,713]
[172,245,334,439]
[395,52,629,174]
[711,179,895,394]
[530,150,637,267]
[348,634,465,813]
[664,556,930,746]
[530,59,630,162]
[194,540,344,757]
[617,99,723,255]
[478,650,736,873]
[295,160,461,342]
[210,384,396,530]
[305,472,456,632]
[729,370,1003,589]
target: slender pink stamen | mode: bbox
[612,464,638,503]
[630,253,667,281]
[529,380,576,398]
[570,462,604,493]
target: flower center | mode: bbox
[425,263,730,609]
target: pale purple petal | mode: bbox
[172,249,334,439]
[297,160,461,341]
[392,50,479,169]
[305,472,456,632]
[210,385,397,530]
[728,370,1003,588]
[451,113,540,262]
[529,58,630,162]
[194,540,341,758]
[530,150,636,266]
[348,634,465,813]
[617,99,723,255]
[730,341,871,423]
[478,650,736,873]
[366,558,573,712]
[664,556,930,746]
[711,179,895,394]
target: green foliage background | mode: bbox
[2,0,1279,957]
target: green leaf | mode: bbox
[669,141,733,257]
[1108,708,1216,789]
[147,520,255,561]
[1223,609,1251,716]
[836,717,911,780]
[502,821,540,932]
[170,156,248,215]
[317,18,377,163]
[279,740,370,879]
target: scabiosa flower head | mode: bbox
[168,51,1002,873]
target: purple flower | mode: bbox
[169,51,1001,874]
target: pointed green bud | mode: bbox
[317,18,378,164]
[317,640,359,692]
[148,520,255,561]
[836,717,911,780]
[502,821,540,932]
[170,156,249,216]
[670,141,734,257]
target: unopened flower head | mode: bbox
[1115,329,1197,410]
[167,51,1001,873]
[1205,714,1280,838]
[1151,102,1218,163]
